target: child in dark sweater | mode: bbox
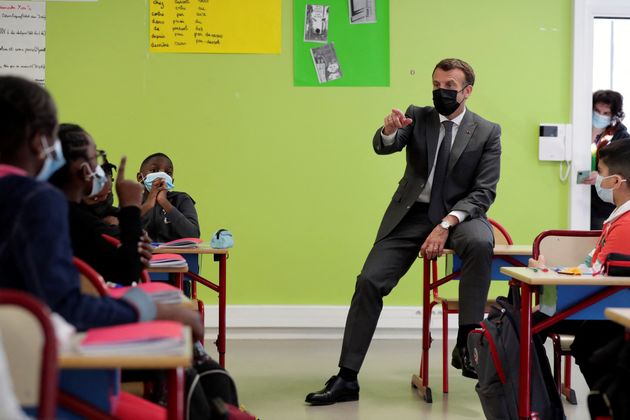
[137,152,200,242]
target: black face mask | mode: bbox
[87,192,115,218]
[432,88,463,116]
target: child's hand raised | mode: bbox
[116,156,144,208]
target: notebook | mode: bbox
[156,238,203,249]
[109,282,184,304]
[78,321,184,355]
[149,253,188,268]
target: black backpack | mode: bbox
[185,342,255,420]
[587,336,630,419]
[467,290,565,420]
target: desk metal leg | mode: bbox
[168,367,184,420]
[411,257,433,403]
[518,282,532,420]
[218,254,227,367]
[58,390,115,420]
[175,273,184,290]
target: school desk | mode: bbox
[147,263,189,289]
[58,325,192,420]
[500,267,630,420]
[153,243,230,366]
[412,245,531,402]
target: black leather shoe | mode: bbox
[305,375,360,405]
[451,346,478,379]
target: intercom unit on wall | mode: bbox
[539,123,571,161]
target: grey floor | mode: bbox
[211,338,591,420]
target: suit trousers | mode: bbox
[339,202,494,372]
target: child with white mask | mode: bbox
[137,152,200,242]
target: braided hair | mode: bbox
[48,123,91,188]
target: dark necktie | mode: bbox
[428,120,454,224]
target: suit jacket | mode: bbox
[372,105,501,241]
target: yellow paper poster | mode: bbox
[149,0,281,54]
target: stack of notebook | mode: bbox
[149,253,188,268]
[109,282,184,304]
[78,321,184,355]
[156,237,203,249]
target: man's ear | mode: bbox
[463,84,473,99]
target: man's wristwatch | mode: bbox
[439,220,452,230]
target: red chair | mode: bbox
[532,229,601,405]
[74,256,110,297]
[415,219,528,401]
[0,290,58,419]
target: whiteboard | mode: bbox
[0,1,46,84]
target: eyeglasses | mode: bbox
[85,150,108,167]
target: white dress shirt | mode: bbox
[381,109,469,223]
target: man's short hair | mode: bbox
[599,138,630,180]
[433,58,475,87]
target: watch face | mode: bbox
[440,221,450,229]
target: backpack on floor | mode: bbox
[467,289,565,420]
[587,336,630,419]
[185,343,255,420]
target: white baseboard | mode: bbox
[203,305,459,340]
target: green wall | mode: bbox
[45,0,573,306]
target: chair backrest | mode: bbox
[0,291,58,419]
[533,230,601,266]
[74,257,109,297]
[488,218,513,245]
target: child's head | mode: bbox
[137,153,174,179]
[49,124,108,200]
[597,139,630,206]
[0,76,58,175]
[137,153,174,192]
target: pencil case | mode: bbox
[211,229,234,249]
[603,253,630,276]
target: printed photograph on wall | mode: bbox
[311,43,343,83]
[304,5,329,42]
[294,0,389,87]
[349,0,376,24]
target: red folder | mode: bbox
[80,321,183,355]
[109,282,183,303]
[149,253,187,268]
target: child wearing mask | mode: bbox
[49,124,150,285]
[80,150,121,236]
[530,139,630,389]
[137,152,200,242]
[0,75,202,336]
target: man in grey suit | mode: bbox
[306,58,501,405]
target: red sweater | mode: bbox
[591,204,630,267]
